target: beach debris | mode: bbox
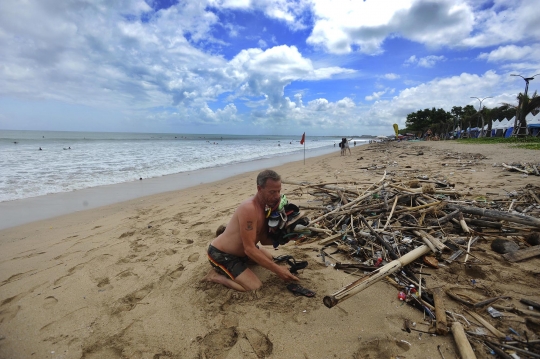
[281,149,540,357]
[451,321,477,359]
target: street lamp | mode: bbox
[511,73,540,136]
[470,96,492,138]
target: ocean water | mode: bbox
[1,130,367,202]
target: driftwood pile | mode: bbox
[284,174,540,358]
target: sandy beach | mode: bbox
[1,141,539,359]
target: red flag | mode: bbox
[300,132,305,145]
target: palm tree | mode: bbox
[502,91,540,136]
[461,105,477,138]
[482,107,493,137]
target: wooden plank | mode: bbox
[433,288,448,335]
[502,245,540,262]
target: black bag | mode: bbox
[339,142,342,148]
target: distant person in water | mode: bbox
[39,147,42,150]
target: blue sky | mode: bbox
[1,0,539,136]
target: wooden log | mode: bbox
[428,209,460,225]
[483,341,513,359]
[451,322,477,359]
[323,240,439,308]
[447,204,540,228]
[502,162,530,174]
[502,245,540,262]
[464,218,502,229]
[445,288,507,308]
[520,298,540,311]
[486,340,540,359]
[492,304,540,318]
[530,189,540,204]
[433,288,448,335]
[465,310,506,339]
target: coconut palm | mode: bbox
[502,91,540,136]
[482,107,493,137]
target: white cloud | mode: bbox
[365,90,386,101]
[461,0,540,48]
[405,55,446,68]
[478,44,540,63]
[418,55,446,68]
[307,0,474,54]
[367,70,521,128]
[384,73,400,80]
[258,39,268,48]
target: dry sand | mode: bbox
[1,141,539,359]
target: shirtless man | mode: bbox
[204,169,299,291]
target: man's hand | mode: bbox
[275,266,299,282]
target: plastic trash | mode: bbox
[487,306,502,318]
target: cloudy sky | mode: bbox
[1,0,539,136]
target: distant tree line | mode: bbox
[403,91,540,138]
[403,105,516,138]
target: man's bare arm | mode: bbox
[238,205,298,282]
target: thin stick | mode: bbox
[382,195,399,230]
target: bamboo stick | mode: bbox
[451,322,477,359]
[448,204,540,228]
[308,184,385,226]
[323,240,440,308]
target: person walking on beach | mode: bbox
[204,169,299,291]
[340,138,351,156]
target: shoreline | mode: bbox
[0,145,339,230]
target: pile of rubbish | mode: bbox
[283,173,540,358]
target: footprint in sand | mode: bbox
[97,277,110,288]
[53,263,86,285]
[199,327,238,359]
[0,305,21,323]
[43,296,58,309]
[115,269,138,279]
[168,265,185,279]
[119,231,135,238]
[187,253,200,262]
[242,328,273,358]
[199,327,273,359]
[115,284,153,312]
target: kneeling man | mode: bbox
[204,169,299,291]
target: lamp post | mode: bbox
[511,73,540,136]
[470,96,492,138]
